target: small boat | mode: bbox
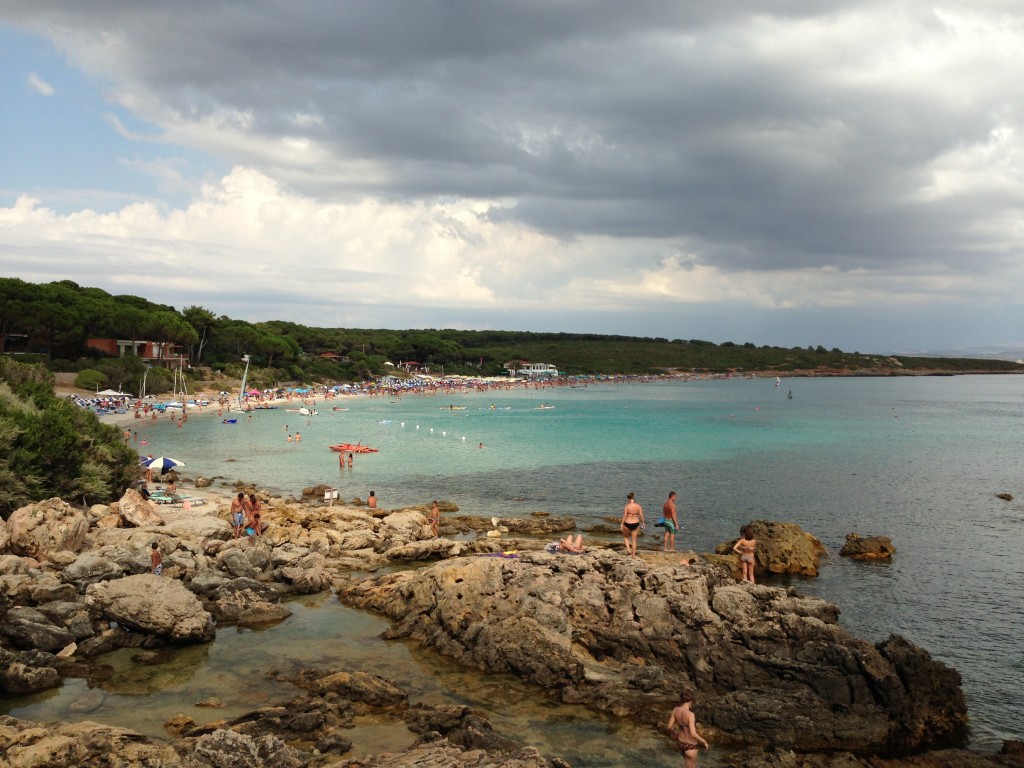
[298,407,318,416]
[775,377,781,387]
[535,404,556,410]
[332,407,349,411]
[222,418,237,424]
[329,443,379,453]
[442,405,467,410]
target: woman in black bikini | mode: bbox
[667,689,709,767]
[620,492,644,558]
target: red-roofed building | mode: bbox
[86,338,188,368]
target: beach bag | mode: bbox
[654,518,666,528]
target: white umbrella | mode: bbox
[144,456,184,473]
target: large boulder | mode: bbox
[7,498,90,560]
[335,551,967,756]
[164,515,232,541]
[118,488,165,527]
[715,520,827,576]
[86,574,215,643]
[0,515,9,552]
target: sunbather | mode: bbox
[558,534,585,553]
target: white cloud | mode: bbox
[26,71,54,96]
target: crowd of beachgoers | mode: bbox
[65,371,684,424]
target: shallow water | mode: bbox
[3,592,718,766]
[5,376,1024,759]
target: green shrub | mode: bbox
[74,369,107,390]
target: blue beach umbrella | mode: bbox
[144,456,184,473]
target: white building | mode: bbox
[513,362,559,377]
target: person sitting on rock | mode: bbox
[558,534,585,553]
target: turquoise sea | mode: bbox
[6,376,1023,765]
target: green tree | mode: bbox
[75,369,107,390]
[182,305,218,363]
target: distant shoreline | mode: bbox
[56,366,1023,428]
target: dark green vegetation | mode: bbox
[1,278,1020,396]
[0,357,139,518]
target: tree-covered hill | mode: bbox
[1,278,1020,397]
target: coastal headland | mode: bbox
[1,478,1021,767]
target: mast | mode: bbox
[239,354,251,408]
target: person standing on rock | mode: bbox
[621,492,644,558]
[230,493,246,539]
[430,500,440,537]
[662,491,679,552]
[732,525,757,584]
[150,542,163,576]
[667,689,709,767]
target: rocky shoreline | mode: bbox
[1,485,1021,767]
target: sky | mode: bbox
[2,2,1023,356]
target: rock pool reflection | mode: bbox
[4,591,723,766]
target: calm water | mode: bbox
[6,376,1023,762]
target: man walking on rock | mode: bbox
[662,491,679,552]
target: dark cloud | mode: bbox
[3,1,1023,352]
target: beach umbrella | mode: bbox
[144,456,184,473]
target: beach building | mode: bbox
[506,361,560,378]
[86,338,188,368]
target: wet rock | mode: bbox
[278,562,332,594]
[723,746,1024,767]
[208,589,292,627]
[297,668,409,707]
[840,533,896,560]
[0,653,60,694]
[195,476,213,488]
[314,730,353,755]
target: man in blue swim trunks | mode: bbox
[662,491,679,552]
